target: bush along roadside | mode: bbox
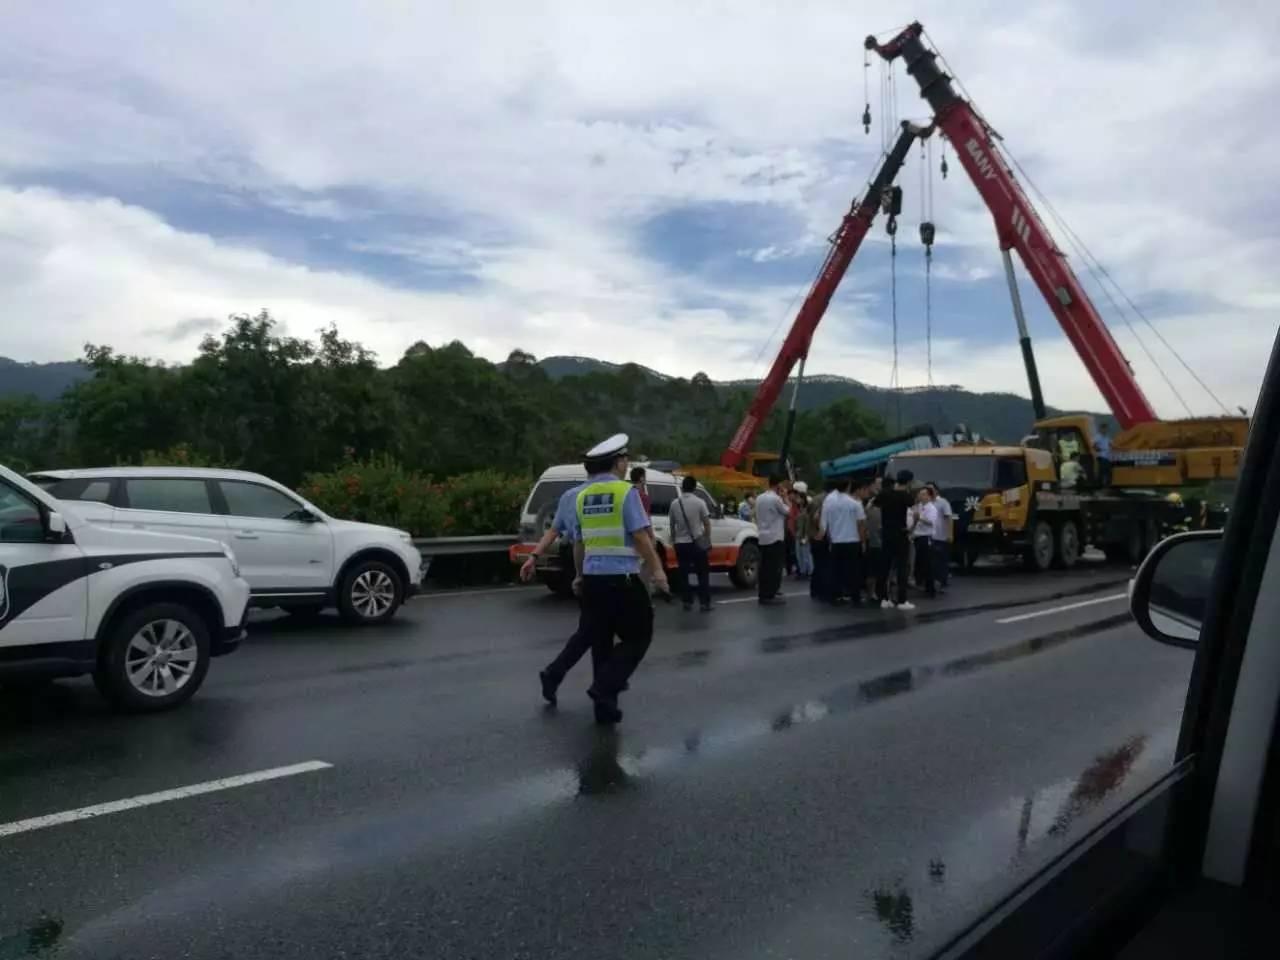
[299,456,529,538]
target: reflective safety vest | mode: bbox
[576,480,636,563]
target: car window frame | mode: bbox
[212,478,306,520]
[647,483,679,516]
[117,476,220,516]
[0,476,47,544]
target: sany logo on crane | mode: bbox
[964,137,999,181]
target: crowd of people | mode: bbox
[728,469,956,610]
[518,432,962,727]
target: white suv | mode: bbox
[31,467,425,625]
[1,464,249,711]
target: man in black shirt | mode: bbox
[875,470,916,609]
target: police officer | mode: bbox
[571,434,669,725]
[520,465,597,706]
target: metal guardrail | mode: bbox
[412,534,517,558]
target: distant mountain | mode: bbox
[533,355,1110,443]
[0,357,89,401]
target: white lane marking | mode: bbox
[717,593,791,605]
[412,586,527,601]
[995,593,1127,625]
[0,760,333,839]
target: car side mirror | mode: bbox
[1129,530,1221,648]
[288,508,320,523]
[44,509,67,541]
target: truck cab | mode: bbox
[887,445,1060,570]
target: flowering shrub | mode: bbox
[299,456,528,537]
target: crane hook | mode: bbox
[919,221,935,249]
[862,104,872,135]
[940,150,949,180]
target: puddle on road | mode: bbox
[651,577,1130,665]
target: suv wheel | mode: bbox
[729,541,760,589]
[338,560,403,625]
[94,602,211,711]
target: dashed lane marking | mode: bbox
[995,593,1127,625]
[0,760,333,839]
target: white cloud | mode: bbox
[0,1,1275,418]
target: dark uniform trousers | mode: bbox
[542,597,606,685]
[581,574,654,699]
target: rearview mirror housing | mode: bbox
[44,509,67,540]
[1129,530,1222,648]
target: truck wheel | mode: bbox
[93,602,211,712]
[729,541,760,589]
[1053,520,1081,569]
[1023,520,1054,572]
[337,559,403,625]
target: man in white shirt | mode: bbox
[820,478,868,605]
[927,483,953,593]
[670,475,713,612]
[910,487,939,598]
[754,474,791,606]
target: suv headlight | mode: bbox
[222,544,241,578]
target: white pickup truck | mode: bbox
[0,464,249,711]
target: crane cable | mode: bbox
[1006,147,1228,416]
[921,137,936,387]
[920,26,1228,417]
[1000,145,1196,418]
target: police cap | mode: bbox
[585,433,629,460]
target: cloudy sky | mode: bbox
[1,1,1276,415]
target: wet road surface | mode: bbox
[0,563,1194,959]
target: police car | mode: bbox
[511,463,760,593]
[0,464,249,711]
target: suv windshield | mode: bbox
[887,455,995,490]
[523,479,580,518]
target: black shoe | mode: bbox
[758,596,787,606]
[539,669,559,706]
[593,700,623,725]
[587,687,623,724]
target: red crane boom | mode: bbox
[721,121,931,469]
[867,23,1159,429]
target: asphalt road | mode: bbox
[0,562,1195,960]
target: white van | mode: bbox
[510,463,759,593]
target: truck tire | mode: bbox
[93,601,211,712]
[1053,519,1081,569]
[337,559,403,625]
[1023,520,1054,572]
[729,541,760,589]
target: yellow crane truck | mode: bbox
[887,413,1246,571]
